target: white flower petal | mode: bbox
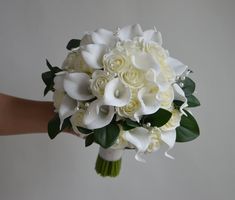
[161,130,176,159]
[80,32,93,46]
[83,99,115,129]
[123,127,151,162]
[118,24,143,41]
[173,83,188,114]
[143,29,162,45]
[81,44,107,69]
[104,78,131,107]
[91,28,117,48]
[54,72,66,91]
[58,95,77,128]
[167,57,188,76]
[63,72,94,101]
[156,72,172,91]
[136,86,160,116]
[131,52,160,73]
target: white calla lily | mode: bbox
[131,52,160,73]
[104,78,131,107]
[58,95,77,128]
[91,28,117,48]
[80,33,93,46]
[161,130,176,159]
[83,99,115,129]
[81,44,107,69]
[167,57,188,76]
[63,72,94,101]
[54,71,66,91]
[173,83,188,114]
[118,24,143,41]
[143,29,162,45]
[136,85,160,116]
[123,127,151,162]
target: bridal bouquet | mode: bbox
[42,24,200,177]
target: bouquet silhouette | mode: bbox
[42,24,200,177]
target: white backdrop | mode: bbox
[0,0,234,199]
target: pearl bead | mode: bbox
[179,82,184,87]
[146,122,151,128]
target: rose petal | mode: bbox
[81,44,107,69]
[118,24,143,41]
[104,78,131,107]
[83,99,115,129]
[64,72,94,101]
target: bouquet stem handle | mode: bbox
[95,147,123,177]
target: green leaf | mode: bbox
[94,123,120,148]
[121,119,140,130]
[43,85,54,96]
[46,59,53,71]
[46,59,62,73]
[181,77,195,96]
[42,71,55,86]
[48,114,61,139]
[141,108,172,127]
[176,110,200,142]
[77,127,93,134]
[187,95,200,107]
[85,134,94,147]
[173,100,184,109]
[47,115,72,139]
[66,39,81,50]
[61,117,72,130]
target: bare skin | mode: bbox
[0,93,55,135]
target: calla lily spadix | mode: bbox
[103,78,131,107]
[63,72,94,101]
[83,99,115,129]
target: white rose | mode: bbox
[119,66,145,88]
[161,109,181,131]
[70,109,86,133]
[147,127,162,153]
[117,93,140,119]
[103,50,130,74]
[62,51,93,74]
[90,70,111,97]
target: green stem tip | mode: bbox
[95,155,122,177]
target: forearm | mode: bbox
[0,93,54,135]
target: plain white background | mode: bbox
[0,0,234,199]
